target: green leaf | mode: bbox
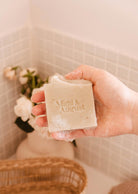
[23,74,31,78]
[31,71,35,74]
[15,117,34,133]
[11,66,19,71]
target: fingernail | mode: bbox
[65,70,82,79]
[65,72,72,78]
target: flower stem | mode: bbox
[32,76,35,89]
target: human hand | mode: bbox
[31,65,138,140]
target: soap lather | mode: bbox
[44,74,97,133]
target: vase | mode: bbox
[16,130,75,160]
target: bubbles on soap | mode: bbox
[50,115,71,132]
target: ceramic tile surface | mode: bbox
[0,27,138,182]
[34,27,138,181]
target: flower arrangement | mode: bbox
[4,66,48,134]
[4,66,76,146]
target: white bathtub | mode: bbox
[76,160,120,194]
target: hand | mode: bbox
[31,65,138,140]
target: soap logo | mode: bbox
[55,99,85,112]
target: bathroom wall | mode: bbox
[31,0,138,58]
[0,0,138,182]
[31,0,138,181]
[33,27,138,181]
[0,0,31,34]
[0,0,32,159]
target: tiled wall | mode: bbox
[0,26,138,181]
[33,27,138,181]
[0,27,31,159]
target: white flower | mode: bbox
[28,116,51,138]
[14,96,32,121]
[4,67,16,80]
[19,67,38,85]
[19,69,28,84]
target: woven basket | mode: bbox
[0,157,87,194]
[109,180,138,194]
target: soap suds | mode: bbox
[50,115,71,132]
[52,130,75,142]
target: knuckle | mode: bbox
[98,69,108,77]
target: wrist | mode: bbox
[130,91,138,135]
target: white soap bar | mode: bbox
[44,74,97,132]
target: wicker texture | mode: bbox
[0,157,87,194]
[109,181,138,194]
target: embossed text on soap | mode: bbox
[55,99,85,112]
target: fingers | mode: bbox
[31,91,46,127]
[36,116,48,127]
[31,91,45,103]
[65,65,99,84]
[32,104,47,127]
[32,103,46,116]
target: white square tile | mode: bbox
[118,54,130,67]
[37,39,45,50]
[54,32,64,44]
[106,50,118,63]
[94,57,106,69]
[74,39,84,51]
[54,43,63,56]
[73,50,84,63]
[63,35,74,48]
[46,30,54,41]
[61,58,74,70]
[0,48,4,58]
[122,136,134,150]
[118,167,131,180]
[2,35,12,46]
[133,141,138,153]
[11,31,20,42]
[130,58,138,71]
[3,46,12,58]
[106,61,117,75]
[44,40,53,52]
[131,162,138,175]
[84,54,94,66]
[85,42,96,55]
[117,65,129,80]
[0,39,3,48]
[55,56,63,67]
[128,81,138,92]
[63,46,73,59]
[19,28,29,39]
[20,39,29,50]
[4,56,13,66]
[95,46,106,59]
[130,69,138,83]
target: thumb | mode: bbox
[65,65,98,84]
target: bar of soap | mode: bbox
[44,74,97,132]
